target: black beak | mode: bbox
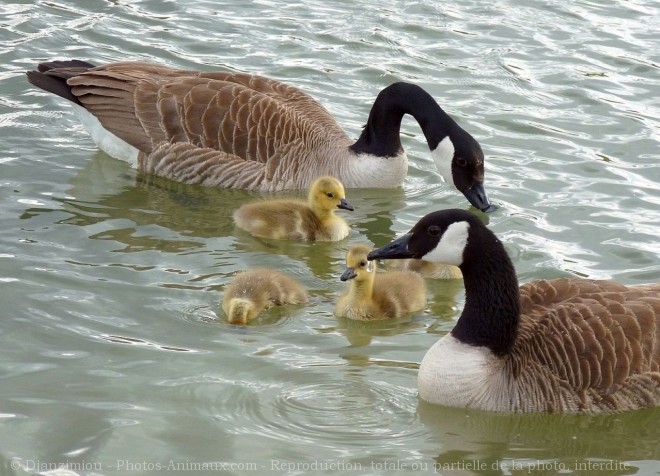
[337,198,354,211]
[340,267,357,281]
[367,234,415,261]
[463,181,497,213]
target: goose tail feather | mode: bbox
[26,60,96,105]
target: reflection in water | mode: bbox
[20,152,247,241]
[63,152,247,237]
[100,334,197,353]
[12,402,116,471]
[19,152,414,279]
[328,314,427,348]
[420,403,660,474]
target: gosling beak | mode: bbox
[340,267,357,281]
[337,198,354,211]
[367,234,416,261]
[462,181,497,213]
[228,315,248,326]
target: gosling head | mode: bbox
[308,176,354,217]
[224,298,258,325]
[340,244,376,282]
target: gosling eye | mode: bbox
[428,225,441,236]
[326,192,334,199]
[359,260,367,268]
[456,157,468,167]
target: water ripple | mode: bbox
[213,377,426,449]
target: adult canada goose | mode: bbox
[222,269,308,325]
[233,175,354,241]
[26,60,495,212]
[368,209,660,413]
[335,244,427,320]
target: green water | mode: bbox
[1,1,659,475]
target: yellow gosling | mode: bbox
[233,176,354,241]
[335,244,427,320]
[222,269,308,325]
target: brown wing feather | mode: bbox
[31,60,355,189]
[513,279,660,412]
[140,141,266,189]
[133,81,167,146]
[63,62,347,163]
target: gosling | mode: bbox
[335,244,427,320]
[222,269,308,324]
[233,176,354,241]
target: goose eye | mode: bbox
[326,192,334,198]
[359,260,367,268]
[456,157,468,167]
[428,225,441,236]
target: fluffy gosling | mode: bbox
[233,176,354,241]
[222,269,308,324]
[335,244,427,320]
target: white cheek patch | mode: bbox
[366,261,374,273]
[431,136,455,186]
[422,221,469,266]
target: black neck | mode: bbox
[349,82,457,157]
[450,226,521,357]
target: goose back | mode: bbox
[29,61,359,190]
[509,278,660,412]
[78,63,351,186]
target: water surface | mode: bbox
[1,0,659,475]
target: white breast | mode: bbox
[418,334,511,411]
[343,152,408,188]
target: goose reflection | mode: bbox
[20,152,414,281]
[419,402,660,475]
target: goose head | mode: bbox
[350,82,495,213]
[431,133,494,214]
[367,209,477,266]
[308,176,354,217]
[340,244,376,282]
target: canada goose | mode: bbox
[335,244,427,320]
[222,269,308,324]
[368,209,660,413]
[385,259,463,280]
[26,60,494,212]
[233,175,354,241]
